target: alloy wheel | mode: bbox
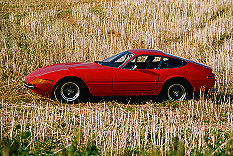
[60,82,80,102]
[167,83,186,101]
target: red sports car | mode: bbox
[24,49,215,103]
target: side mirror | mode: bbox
[131,64,137,71]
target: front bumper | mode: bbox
[23,80,36,89]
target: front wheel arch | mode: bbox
[51,76,91,101]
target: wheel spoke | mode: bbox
[167,84,186,101]
[60,82,80,102]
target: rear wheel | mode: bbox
[163,82,190,101]
[54,81,82,103]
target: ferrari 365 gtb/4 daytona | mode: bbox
[24,49,215,103]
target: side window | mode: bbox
[160,57,185,69]
[124,55,162,69]
[137,56,148,62]
[123,57,136,69]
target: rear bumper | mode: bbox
[23,80,36,89]
[191,79,215,92]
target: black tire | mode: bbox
[54,80,83,103]
[162,82,190,101]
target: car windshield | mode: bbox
[97,51,134,68]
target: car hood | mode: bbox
[25,62,104,83]
[65,62,103,70]
[25,63,68,83]
[38,62,101,74]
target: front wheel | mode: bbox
[163,83,189,101]
[54,81,82,103]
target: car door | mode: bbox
[113,55,161,91]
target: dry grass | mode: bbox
[1,99,233,155]
[0,0,232,92]
[0,0,233,154]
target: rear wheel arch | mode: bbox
[163,77,193,90]
[51,76,91,100]
[161,77,194,101]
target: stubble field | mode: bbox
[0,0,232,155]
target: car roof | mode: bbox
[128,49,169,57]
[127,49,211,69]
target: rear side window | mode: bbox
[160,57,186,69]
